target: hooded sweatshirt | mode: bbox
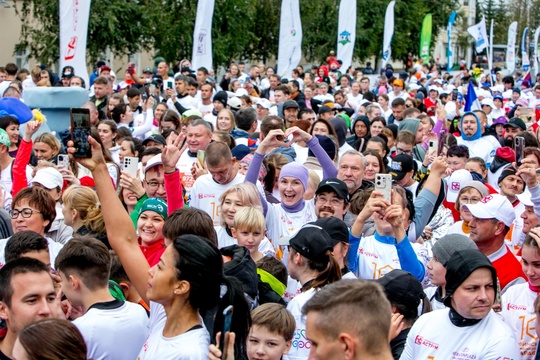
[398,118,426,162]
[347,115,370,151]
[457,112,496,166]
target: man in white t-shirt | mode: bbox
[190,141,263,225]
[177,119,213,204]
[0,63,17,98]
[55,237,148,360]
[401,249,520,359]
[197,83,214,118]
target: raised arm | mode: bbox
[285,126,337,179]
[12,121,41,196]
[162,133,186,214]
[131,97,156,138]
[67,136,150,304]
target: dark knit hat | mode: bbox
[498,167,522,188]
[376,269,425,308]
[213,91,228,107]
[443,249,497,307]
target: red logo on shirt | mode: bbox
[414,335,439,349]
[507,303,527,311]
[480,195,493,204]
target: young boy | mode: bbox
[209,303,295,360]
[231,207,274,261]
[55,236,148,360]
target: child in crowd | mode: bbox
[209,303,295,360]
[231,207,271,262]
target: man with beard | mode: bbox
[503,118,527,147]
[314,178,350,220]
[456,112,496,167]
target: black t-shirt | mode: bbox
[390,328,410,360]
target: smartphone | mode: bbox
[57,154,69,169]
[70,108,92,158]
[438,131,447,156]
[375,174,392,202]
[123,157,139,178]
[452,89,458,102]
[514,136,525,166]
[197,150,205,167]
[219,305,234,360]
[149,84,156,95]
[429,140,438,154]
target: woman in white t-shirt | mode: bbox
[501,227,540,359]
[278,224,341,360]
[244,126,337,256]
[72,139,251,360]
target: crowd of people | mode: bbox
[0,54,540,359]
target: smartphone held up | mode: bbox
[70,108,92,158]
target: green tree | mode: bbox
[300,0,339,64]
[14,0,157,66]
[354,0,458,66]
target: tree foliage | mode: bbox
[14,0,155,66]
[15,0,460,69]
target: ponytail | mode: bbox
[305,250,342,291]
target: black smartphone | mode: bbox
[438,130,447,156]
[452,89,458,102]
[514,136,525,166]
[219,305,233,360]
[70,108,92,158]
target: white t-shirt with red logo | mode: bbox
[400,309,520,359]
[501,282,539,360]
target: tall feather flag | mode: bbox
[381,1,396,70]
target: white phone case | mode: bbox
[375,174,392,202]
[123,157,139,178]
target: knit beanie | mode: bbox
[431,234,477,266]
[213,91,228,107]
[138,198,168,220]
[279,162,308,191]
[498,167,523,188]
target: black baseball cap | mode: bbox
[277,224,333,261]
[375,269,425,308]
[504,117,526,131]
[316,178,349,202]
[142,134,166,146]
[312,217,349,246]
[389,154,414,181]
[318,105,334,115]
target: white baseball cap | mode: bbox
[481,98,495,108]
[446,169,473,203]
[463,193,515,227]
[31,167,63,190]
[256,98,272,109]
[144,154,164,174]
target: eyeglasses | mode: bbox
[145,181,165,190]
[315,196,344,206]
[9,208,41,219]
[396,148,413,155]
[458,196,482,204]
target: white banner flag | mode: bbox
[467,16,488,53]
[507,21,518,73]
[59,0,91,88]
[192,0,215,71]
[381,0,395,69]
[488,19,494,74]
[534,27,540,83]
[277,0,302,78]
[337,0,356,72]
